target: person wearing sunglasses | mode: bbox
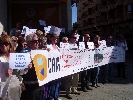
[21,34,42,100]
[63,34,80,99]
[0,35,31,100]
[46,33,61,100]
[11,36,18,52]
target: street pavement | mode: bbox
[59,52,133,100]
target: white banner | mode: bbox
[30,46,125,86]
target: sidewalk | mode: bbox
[59,53,133,100]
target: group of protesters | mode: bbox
[0,21,128,100]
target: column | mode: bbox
[0,0,7,35]
[67,0,72,32]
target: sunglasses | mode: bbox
[30,40,39,43]
[12,40,17,42]
[0,42,10,46]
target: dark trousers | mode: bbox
[20,83,40,100]
[48,79,61,100]
[81,69,91,89]
[117,62,126,78]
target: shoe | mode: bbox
[86,86,93,90]
[92,84,97,88]
[56,98,61,100]
[72,88,80,95]
[75,91,80,95]
[82,88,88,92]
[96,84,100,87]
[66,94,72,99]
[72,91,80,95]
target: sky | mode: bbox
[72,3,77,25]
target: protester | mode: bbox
[1,31,7,36]
[116,34,128,79]
[0,35,30,100]
[103,35,116,84]
[80,33,93,92]
[11,36,18,52]
[62,37,68,43]
[67,33,80,95]
[10,21,22,36]
[38,34,47,50]
[46,33,61,100]
[91,35,100,88]
[20,34,44,100]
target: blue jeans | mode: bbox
[48,79,61,99]
[92,67,100,85]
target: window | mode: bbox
[127,4,132,14]
[96,4,101,12]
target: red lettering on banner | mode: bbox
[64,65,71,68]
[67,55,73,58]
[64,60,68,63]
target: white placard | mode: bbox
[87,42,94,49]
[60,42,69,49]
[9,53,31,69]
[79,42,85,49]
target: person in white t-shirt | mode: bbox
[116,34,128,79]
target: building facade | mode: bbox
[0,0,72,34]
[77,0,133,37]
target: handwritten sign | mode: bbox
[60,42,69,49]
[87,42,94,49]
[79,42,85,49]
[9,53,31,69]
